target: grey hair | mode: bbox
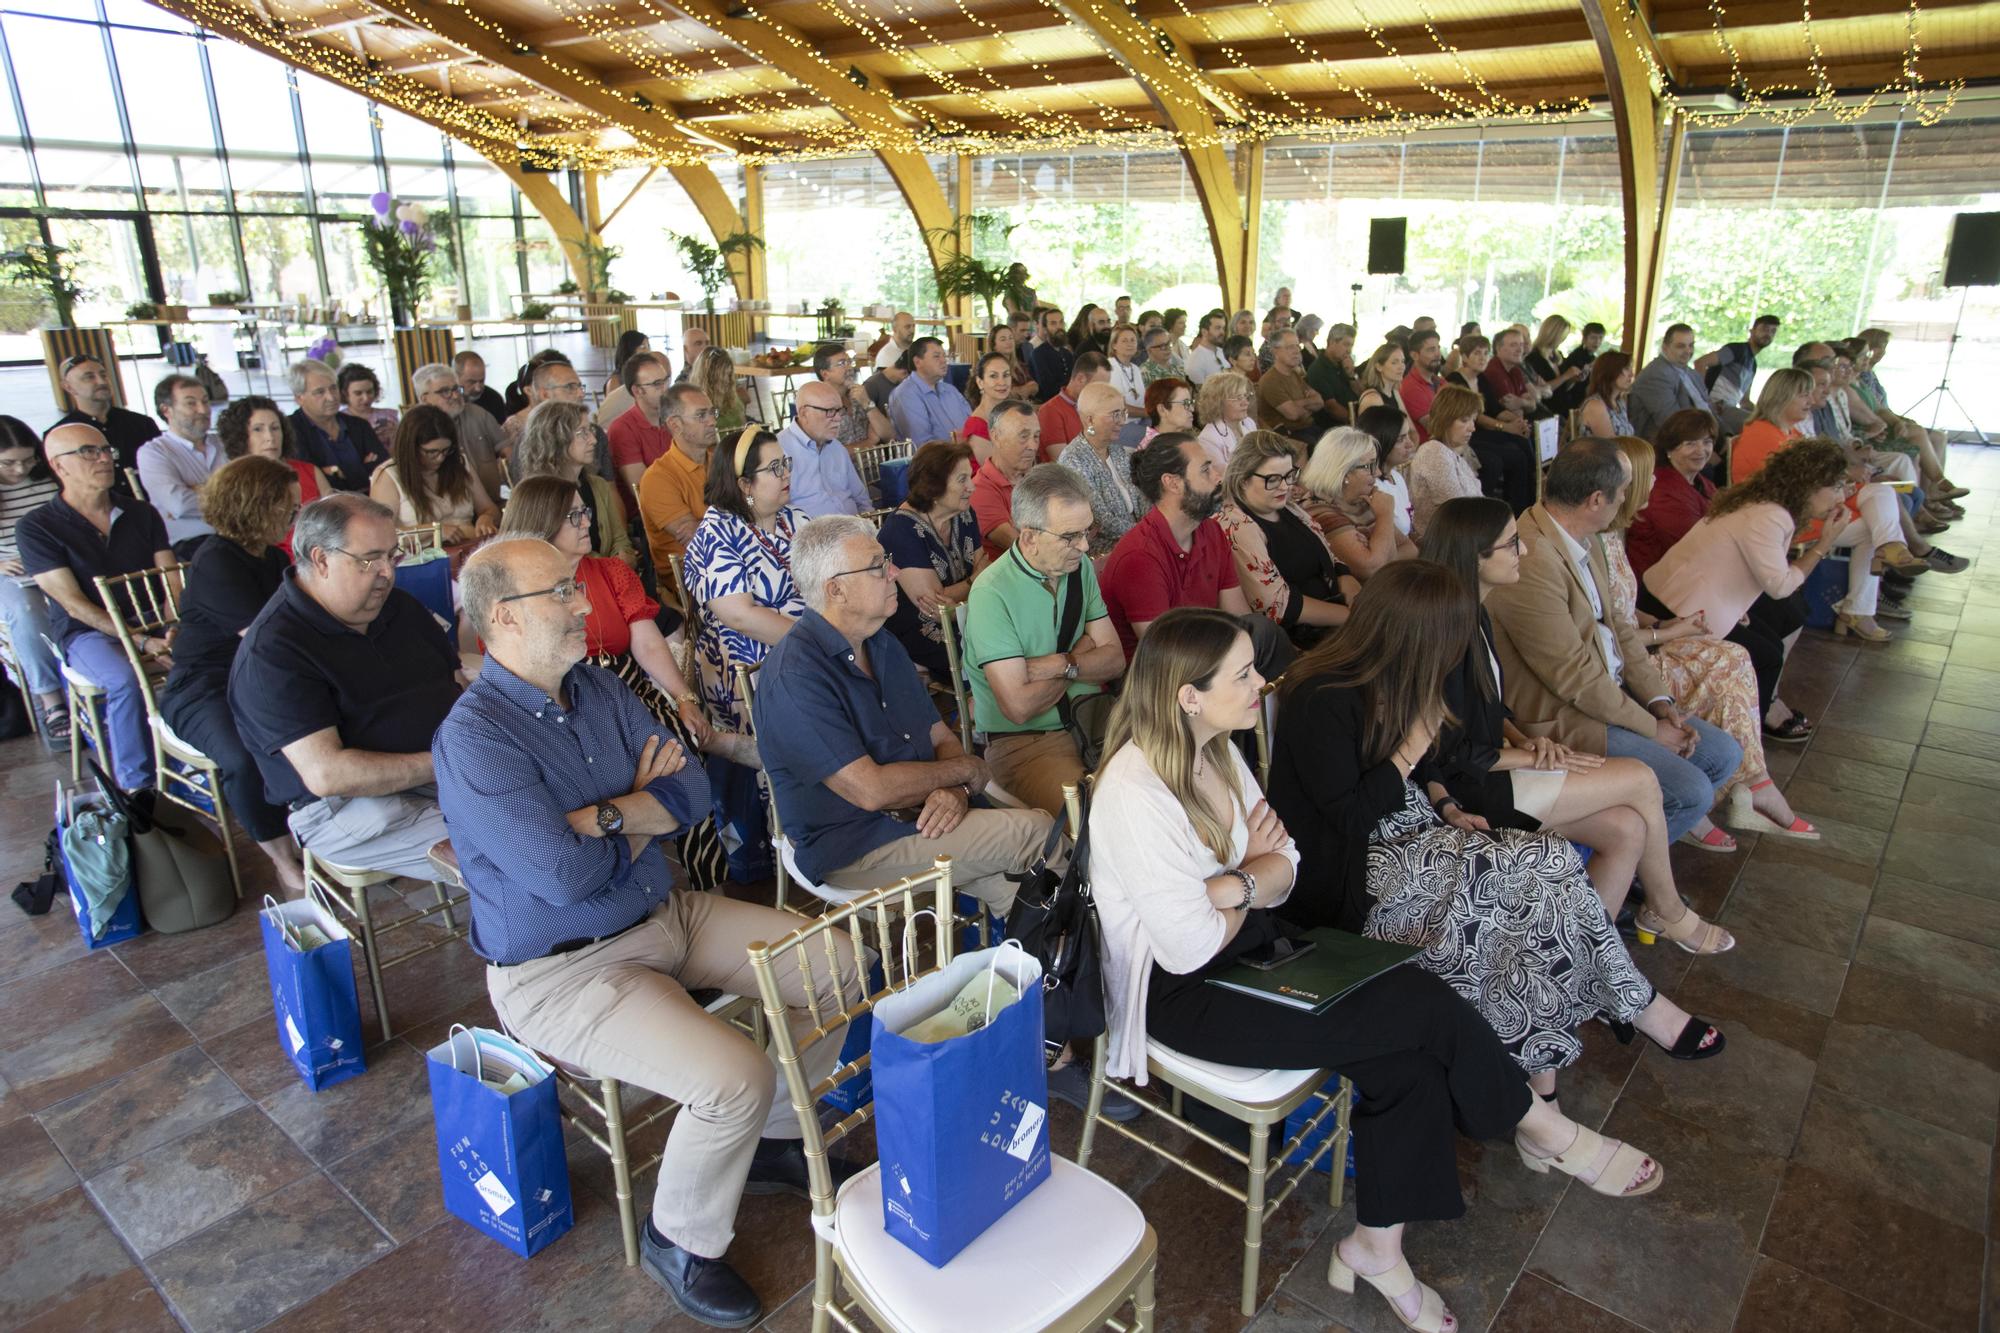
[790,514,876,613]
[1327,322,1356,341]
[459,534,553,637]
[287,358,334,398]
[530,359,577,393]
[1011,462,1091,532]
[410,363,456,396]
[293,492,395,572]
[1296,313,1324,343]
[1301,427,1378,499]
[516,400,591,479]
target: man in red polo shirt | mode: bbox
[1100,432,1292,676]
[1399,328,1444,440]
[1036,351,1110,462]
[972,401,1040,559]
[607,350,674,510]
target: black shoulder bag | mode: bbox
[1003,782,1106,1059]
[1052,565,1116,770]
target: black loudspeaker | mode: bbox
[1367,218,1407,275]
[1942,212,2000,288]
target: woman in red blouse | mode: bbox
[217,395,330,559]
[1624,409,1718,582]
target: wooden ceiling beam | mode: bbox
[1653,0,1992,32]
[1188,14,1596,70]
[881,57,1133,102]
[1677,49,1993,89]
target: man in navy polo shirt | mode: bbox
[1099,432,1292,678]
[287,358,387,492]
[17,422,173,790]
[755,514,1051,915]
[229,493,459,879]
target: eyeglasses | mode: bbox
[497,576,585,606]
[831,555,897,581]
[424,384,464,399]
[801,402,845,416]
[632,378,670,392]
[563,506,590,529]
[1168,397,1193,412]
[49,444,115,463]
[418,442,456,460]
[326,547,404,574]
[1482,534,1524,556]
[1254,468,1300,490]
[1029,526,1091,549]
[752,456,794,478]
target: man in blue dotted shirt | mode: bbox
[435,536,856,1330]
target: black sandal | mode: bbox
[39,704,70,742]
[1762,715,1812,744]
[1611,1016,1726,1061]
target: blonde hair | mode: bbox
[1221,430,1301,509]
[1357,343,1403,395]
[1197,371,1251,428]
[1609,435,1655,530]
[1532,315,1570,359]
[1302,427,1377,503]
[515,400,592,479]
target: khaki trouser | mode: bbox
[486,892,854,1258]
[818,806,1055,914]
[984,730,1085,819]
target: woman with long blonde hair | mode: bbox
[1091,605,1665,1333]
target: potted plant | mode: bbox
[205,290,246,307]
[126,300,159,321]
[575,239,623,302]
[922,214,1029,328]
[1,241,85,328]
[556,279,578,296]
[668,229,764,317]
[357,192,437,326]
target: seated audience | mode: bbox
[1139,377,1195,450]
[1224,334,1260,381]
[1230,309,1258,343]
[1853,328,1964,501]
[970,401,1039,559]
[1693,313,1779,434]
[502,353,594,469]
[216,395,328,558]
[1057,382,1142,557]
[337,363,399,455]
[1398,329,1445,438]
[17,423,173,792]
[1525,316,1586,414]
[410,363,506,501]
[757,512,1052,916]
[1626,324,1712,441]
[961,351,1017,451]
[1624,409,1717,581]
[1294,313,1324,366]
[1423,496,1753,943]
[1094,606,1664,1333]
[877,440,982,681]
[1271,563,1718,1116]
[1162,307,1190,362]
[230,493,458,880]
[1354,343,1407,415]
[1302,427,1416,579]
[962,464,1124,815]
[1106,324,1147,415]
[886,337,961,446]
[0,418,63,736]
[1353,404,1417,537]
[53,352,159,478]
[517,400,636,567]
[1577,350,1635,440]
[435,535,848,1331]
[690,346,749,435]
[1256,330,1324,445]
[861,354,905,417]
[455,350,508,422]
[780,381,871,518]
[137,374,222,547]
[595,329,650,423]
[607,351,676,499]
[1068,303,1111,357]
[1140,326,1184,386]
[638,386,717,586]
[874,310,916,371]
[1196,370,1258,468]
[814,344,889,450]
[1562,322,1606,381]
[289,358,387,492]
[158,456,303,891]
[1029,305,1074,403]
[1037,350,1111,462]
[1218,431,1353,647]
[370,406,500,544]
[990,321,1034,394]
[1305,322,1358,427]
[1483,440,1743,864]
[1256,306,1293,370]
[1184,309,1229,385]
[1409,385,1485,537]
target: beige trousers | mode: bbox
[817,806,1055,914]
[486,892,855,1258]
[984,730,1086,819]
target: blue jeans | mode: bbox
[1605,714,1743,844]
[63,629,152,791]
[0,577,59,697]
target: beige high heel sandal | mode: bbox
[1515,1123,1664,1197]
[1328,1250,1455,1333]
[1633,903,1734,953]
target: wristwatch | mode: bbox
[1061,651,1079,682]
[595,802,624,836]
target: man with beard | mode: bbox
[1398,328,1446,440]
[1100,432,1291,676]
[51,353,158,480]
[230,493,460,880]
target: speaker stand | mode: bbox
[1903,286,1992,446]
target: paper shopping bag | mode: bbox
[425,1026,573,1258]
[870,942,1051,1267]
[259,892,365,1091]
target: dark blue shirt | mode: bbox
[433,658,710,964]
[289,409,386,492]
[14,495,170,645]
[754,608,939,882]
[229,568,460,808]
[1031,340,1075,403]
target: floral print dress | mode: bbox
[682,505,808,730]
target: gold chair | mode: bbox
[934,601,1031,811]
[46,632,106,785]
[0,602,58,751]
[94,566,245,899]
[1251,674,1284,790]
[303,839,468,1044]
[857,506,893,529]
[396,521,445,560]
[122,467,147,502]
[748,867,1158,1333]
[852,439,915,501]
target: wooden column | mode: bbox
[1581,0,1678,353]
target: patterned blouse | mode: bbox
[1408,440,1483,538]
[1217,498,1343,628]
[1056,436,1141,557]
[682,504,808,729]
[877,506,981,678]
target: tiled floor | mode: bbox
[2,454,1997,1332]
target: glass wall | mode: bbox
[0,0,551,364]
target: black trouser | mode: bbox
[1468,430,1537,514]
[1146,964,1532,1227]
[159,684,291,843]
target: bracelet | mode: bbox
[1225,867,1256,910]
[675,691,701,708]
[1435,796,1462,815]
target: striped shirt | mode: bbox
[0,477,58,564]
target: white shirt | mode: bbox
[1109,357,1145,408]
[1550,518,1626,687]
[874,338,909,371]
[136,429,222,544]
[1378,469,1414,536]
[1185,344,1228,386]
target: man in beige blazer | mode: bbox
[1485,439,1742,845]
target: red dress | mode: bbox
[579,554,660,657]
[279,459,320,560]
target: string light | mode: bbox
[159,0,1964,170]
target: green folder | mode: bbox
[1204,928,1420,1015]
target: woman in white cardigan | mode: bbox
[1089,607,1665,1333]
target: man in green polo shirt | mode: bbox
[964,463,1126,816]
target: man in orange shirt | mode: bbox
[1036,351,1110,463]
[638,384,716,595]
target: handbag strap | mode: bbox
[1055,563,1085,654]
[83,756,152,834]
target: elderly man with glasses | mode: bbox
[777,380,871,517]
[229,493,460,880]
[16,422,174,791]
[412,362,506,500]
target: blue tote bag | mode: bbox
[870,938,1051,1267]
[57,780,143,949]
[259,890,366,1091]
[426,1026,573,1259]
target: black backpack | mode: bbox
[1003,785,1106,1060]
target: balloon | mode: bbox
[369,191,392,216]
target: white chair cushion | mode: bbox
[60,662,105,695]
[1145,1038,1323,1106]
[777,835,868,905]
[832,1156,1146,1333]
[152,715,214,765]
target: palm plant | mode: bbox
[1,241,85,327]
[921,213,1029,326]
